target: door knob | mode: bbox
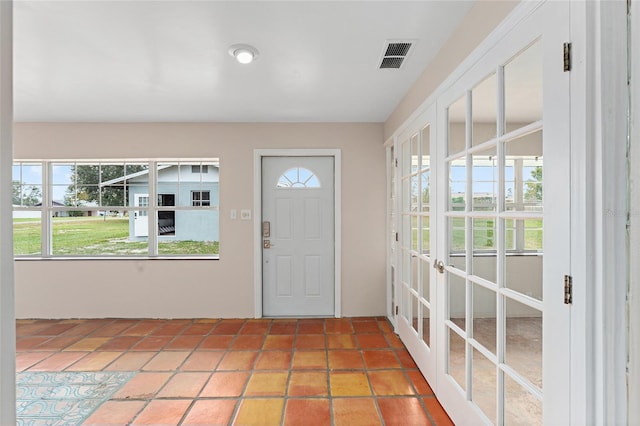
[433,259,445,274]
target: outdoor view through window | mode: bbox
[12,160,220,257]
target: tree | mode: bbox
[12,180,42,206]
[524,166,543,203]
[65,164,146,206]
[422,188,430,205]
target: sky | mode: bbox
[13,163,73,202]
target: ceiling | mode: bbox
[13,1,475,123]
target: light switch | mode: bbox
[230,209,237,220]
[240,209,252,220]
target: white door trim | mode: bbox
[629,0,640,422]
[0,1,16,424]
[569,1,628,424]
[253,149,342,318]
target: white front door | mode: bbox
[134,194,149,237]
[394,1,571,424]
[262,156,335,316]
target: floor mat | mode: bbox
[16,371,135,426]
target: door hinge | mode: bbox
[563,42,572,72]
[395,305,399,315]
[564,275,573,304]
[395,232,399,242]
[395,158,398,168]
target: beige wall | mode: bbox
[13,122,386,319]
[384,0,519,139]
[12,2,521,319]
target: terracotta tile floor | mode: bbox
[16,317,453,426]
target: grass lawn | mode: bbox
[13,216,219,256]
[408,217,542,252]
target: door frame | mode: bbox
[569,1,628,423]
[426,1,634,423]
[629,0,640,421]
[385,1,622,423]
[253,149,342,318]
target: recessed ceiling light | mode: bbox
[228,44,259,64]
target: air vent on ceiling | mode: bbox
[379,40,415,70]
[380,57,405,69]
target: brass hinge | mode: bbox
[564,275,573,304]
[395,305,399,315]
[563,42,572,72]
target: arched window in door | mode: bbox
[277,167,321,188]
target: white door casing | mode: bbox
[134,194,149,237]
[255,151,341,317]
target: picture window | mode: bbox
[12,160,220,258]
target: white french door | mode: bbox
[394,2,571,424]
[396,105,437,385]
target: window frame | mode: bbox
[191,190,211,207]
[276,167,321,188]
[447,153,543,256]
[191,165,209,174]
[12,159,220,259]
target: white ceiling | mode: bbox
[13,1,475,123]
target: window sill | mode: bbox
[448,252,542,257]
[14,256,220,261]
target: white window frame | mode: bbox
[191,190,211,207]
[12,159,220,259]
[191,164,209,174]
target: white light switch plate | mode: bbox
[230,209,237,220]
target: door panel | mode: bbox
[396,105,437,387]
[394,2,571,425]
[262,156,334,317]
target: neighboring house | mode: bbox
[100,164,219,242]
[34,201,99,218]
[12,205,39,219]
[13,201,71,219]
[49,201,70,217]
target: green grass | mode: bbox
[159,240,219,255]
[13,216,219,256]
[13,221,42,255]
[407,217,542,252]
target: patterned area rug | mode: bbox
[17,371,135,426]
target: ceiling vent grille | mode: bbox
[380,57,405,69]
[379,40,415,70]
[385,42,412,57]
